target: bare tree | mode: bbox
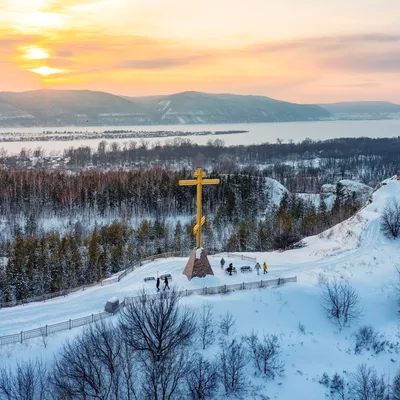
[198,303,215,350]
[185,354,218,400]
[52,320,138,400]
[392,370,400,400]
[119,289,197,362]
[381,198,400,239]
[349,364,388,400]
[140,347,191,400]
[218,311,236,337]
[0,359,49,400]
[218,338,250,396]
[330,373,347,400]
[321,279,362,330]
[244,331,284,379]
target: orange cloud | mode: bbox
[1,23,400,103]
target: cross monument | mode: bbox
[179,168,220,280]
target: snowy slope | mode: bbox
[321,179,373,208]
[1,178,400,400]
[265,177,289,209]
[297,179,373,211]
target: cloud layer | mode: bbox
[1,0,400,102]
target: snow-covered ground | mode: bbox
[298,179,373,211]
[1,178,400,399]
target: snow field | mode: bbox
[1,179,400,399]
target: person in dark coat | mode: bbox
[156,277,160,292]
[220,258,226,270]
[164,276,170,290]
[228,263,233,276]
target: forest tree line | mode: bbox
[2,136,400,190]
[0,181,359,303]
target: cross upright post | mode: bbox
[179,168,220,249]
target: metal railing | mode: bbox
[0,250,222,308]
[217,252,257,263]
[0,276,296,346]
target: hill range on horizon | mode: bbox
[0,89,399,128]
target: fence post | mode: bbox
[20,331,23,344]
[45,325,48,337]
[92,314,94,323]
[69,319,72,330]
[260,280,263,288]
[242,282,244,290]
[185,289,188,296]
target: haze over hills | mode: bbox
[319,101,400,120]
[0,90,329,127]
[125,91,331,125]
[0,89,398,128]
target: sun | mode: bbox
[29,66,66,76]
[22,46,49,60]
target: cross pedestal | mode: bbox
[183,248,214,281]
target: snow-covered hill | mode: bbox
[298,179,373,210]
[1,178,400,399]
[321,179,373,207]
[265,177,289,209]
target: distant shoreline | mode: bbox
[0,129,248,143]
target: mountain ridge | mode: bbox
[0,89,330,127]
[0,89,398,127]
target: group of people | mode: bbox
[156,276,170,292]
[220,258,268,275]
[255,261,268,275]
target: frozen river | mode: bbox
[0,119,399,155]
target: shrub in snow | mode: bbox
[298,322,306,335]
[381,198,400,239]
[330,373,346,400]
[321,279,362,330]
[273,231,302,250]
[354,325,387,355]
[244,331,284,379]
[319,372,330,387]
[186,354,218,400]
[198,303,215,350]
[218,338,251,396]
[348,364,388,400]
[218,311,236,337]
[392,370,400,400]
[0,359,49,400]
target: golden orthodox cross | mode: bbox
[179,168,220,249]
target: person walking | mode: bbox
[220,258,226,270]
[156,277,160,292]
[228,263,233,276]
[263,261,268,274]
[255,262,261,275]
[163,276,170,290]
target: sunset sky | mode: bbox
[1,0,400,102]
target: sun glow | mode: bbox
[16,11,64,31]
[29,66,66,76]
[22,46,49,60]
